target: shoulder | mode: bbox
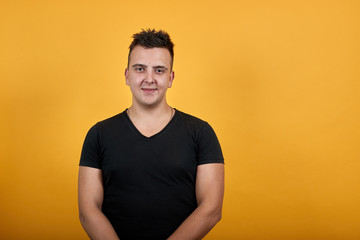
[175,109,208,128]
[83,110,127,140]
[97,111,125,126]
[175,109,224,164]
[174,109,217,140]
[89,110,126,131]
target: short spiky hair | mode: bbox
[128,29,174,69]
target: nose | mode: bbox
[144,70,155,84]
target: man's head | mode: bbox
[128,29,174,70]
[125,29,175,108]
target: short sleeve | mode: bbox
[196,122,224,165]
[79,123,102,169]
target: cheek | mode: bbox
[127,77,140,86]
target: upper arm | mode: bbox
[78,166,104,214]
[195,163,225,212]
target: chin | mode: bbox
[142,99,164,108]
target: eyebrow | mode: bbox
[131,64,168,70]
[153,66,167,70]
[132,64,147,68]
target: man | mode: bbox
[78,29,224,240]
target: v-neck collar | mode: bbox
[123,108,178,140]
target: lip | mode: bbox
[141,88,157,93]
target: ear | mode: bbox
[168,71,175,88]
[125,68,129,85]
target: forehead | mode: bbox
[129,46,171,67]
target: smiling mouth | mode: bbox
[141,88,157,93]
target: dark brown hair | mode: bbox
[128,29,174,69]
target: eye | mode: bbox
[155,68,165,74]
[135,67,144,72]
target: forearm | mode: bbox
[167,205,222,240]
[80,208,120,240]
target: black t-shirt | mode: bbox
[79,109,224,239]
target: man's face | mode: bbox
[125,45,174,108]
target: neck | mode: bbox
[128,102,173,121]
[126,103,175,138]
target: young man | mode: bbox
[78,29,224,240]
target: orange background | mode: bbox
[1,0,359,239]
